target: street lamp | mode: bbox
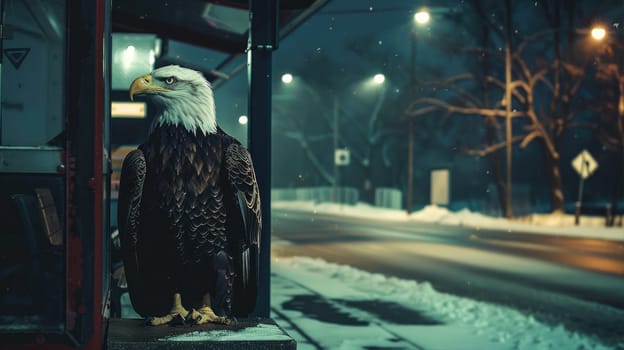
[373,73,386,85]
[281,73,293,84]
[238,115,248,125]
[587,24,624,225]
[591,26,607,41]
[414,9,431,25]
[406,9,430,214]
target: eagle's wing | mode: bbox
[117,149,146,305]
[225,142,261,314]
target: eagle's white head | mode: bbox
[129,65,217,134]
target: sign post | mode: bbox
[334,148,349,203]
[571,149,598,225]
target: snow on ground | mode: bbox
[271,201,624,241]
[158,323,292,342]
[272,256,614,350]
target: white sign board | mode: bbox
[430,169,450,205]
[335,149,350,166]
[571,150,598,179]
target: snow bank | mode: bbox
[273,256,613,350]
[272,201,624,241]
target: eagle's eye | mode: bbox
[165,77,177,85]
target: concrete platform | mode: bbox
[107,318,296,350]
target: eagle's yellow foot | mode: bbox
[187,306,232,326]
[146,293,189,326]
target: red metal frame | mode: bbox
[89,0,106,345]
[4,0,107,348]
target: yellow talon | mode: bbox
[188,306,232,325]
[147,293,189,326]
[187,293,232,325]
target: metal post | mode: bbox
[407,120,414,213]
[248,0,278,318]
[575,157,588,226]
[575,178,584,226]
[407,27,416,214]
[0,0,4,145]
[504,0,513,218]
[333,97,339,203]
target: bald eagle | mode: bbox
[118,65,261,326]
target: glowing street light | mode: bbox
[591,26,607,41]
[238,115,248,125]
[414,9,430,25]
[281,73,293,84]
[373,73,385,85]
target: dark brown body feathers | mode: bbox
[118,124,260,317]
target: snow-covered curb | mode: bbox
[271,201,624,241]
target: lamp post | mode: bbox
[407,9,430,214]
[590,25,624,226]
[503,0,513,218]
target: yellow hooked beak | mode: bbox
[129,74,170,101]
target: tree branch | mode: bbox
[464,135,526,157]
[407,97,526,119]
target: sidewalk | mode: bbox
[271,256,619,350]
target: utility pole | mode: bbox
[406,9,432,214]
[333,97,339,203]
[407,120,414,213]
[407,26,417,214]
[504,0,513,218]
[0,0,4,145]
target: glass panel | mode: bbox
[1,0,65,147]
[214,71,248,145]
[271,1,624,349]
[0,175,65,332]
[0,0,66,332]
[112,33,158,91]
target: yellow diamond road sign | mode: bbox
[571,149,598,179]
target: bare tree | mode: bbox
[405,1,595,214]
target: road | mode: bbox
[271,209,624,345]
